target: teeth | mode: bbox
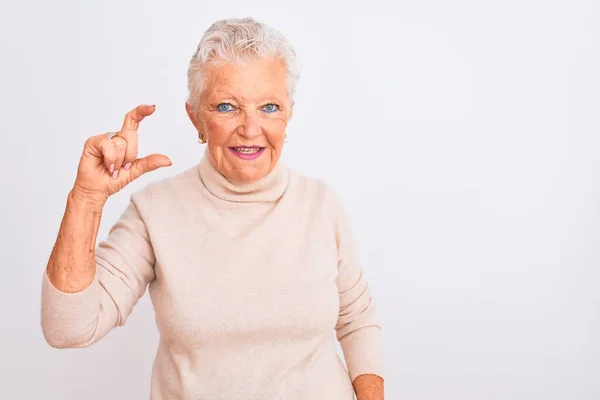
[234,147,260,154]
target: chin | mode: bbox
[225,164,263,183]
[232,160,275,182]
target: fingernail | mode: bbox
[109,164,115,173]
[112,169,119,180]
[124,162,132,171]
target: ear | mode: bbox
[185,103,202,132]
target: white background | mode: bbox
[1,0,599,399]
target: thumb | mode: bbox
[130,154,172,180]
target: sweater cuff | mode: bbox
[340,326,384,382]
[41,270,100,314]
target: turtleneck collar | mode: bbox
[197,149,289,203]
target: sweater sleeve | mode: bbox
[331,190,384,382]
[41,192,156,348]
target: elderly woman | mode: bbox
[41,18,383,399]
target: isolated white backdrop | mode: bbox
[1,0,599,399]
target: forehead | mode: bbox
[202,57,289,101]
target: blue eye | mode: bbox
[261,103,280,113]
[216,103,235,112]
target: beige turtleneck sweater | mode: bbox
[41,153,383,399]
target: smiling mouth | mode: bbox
[230,147,263,154]
[228,146,266,160]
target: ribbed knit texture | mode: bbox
[41,151,383,399]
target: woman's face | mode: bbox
[186,57,293,183]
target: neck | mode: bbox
[197,149,289,203]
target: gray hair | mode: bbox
[186,17,301,112]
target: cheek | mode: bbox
[204,118,237,144]
[263,118,288,145]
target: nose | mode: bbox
[237,111,262,139]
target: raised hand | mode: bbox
[73,104,172,203]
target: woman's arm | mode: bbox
[41,191,156,348]
[46,189,104,293]
[41,105,170,348]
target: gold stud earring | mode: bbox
[198,133,206,144]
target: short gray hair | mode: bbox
[186,17,300,112]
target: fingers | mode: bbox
[119,129,138,171]
[90,134,126,179]
[111,136,128,179]
[83,105,165,186]
[91,135,171,182]
[91,135,118,172]
[121,104,155,132]
[129,154,172,181]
